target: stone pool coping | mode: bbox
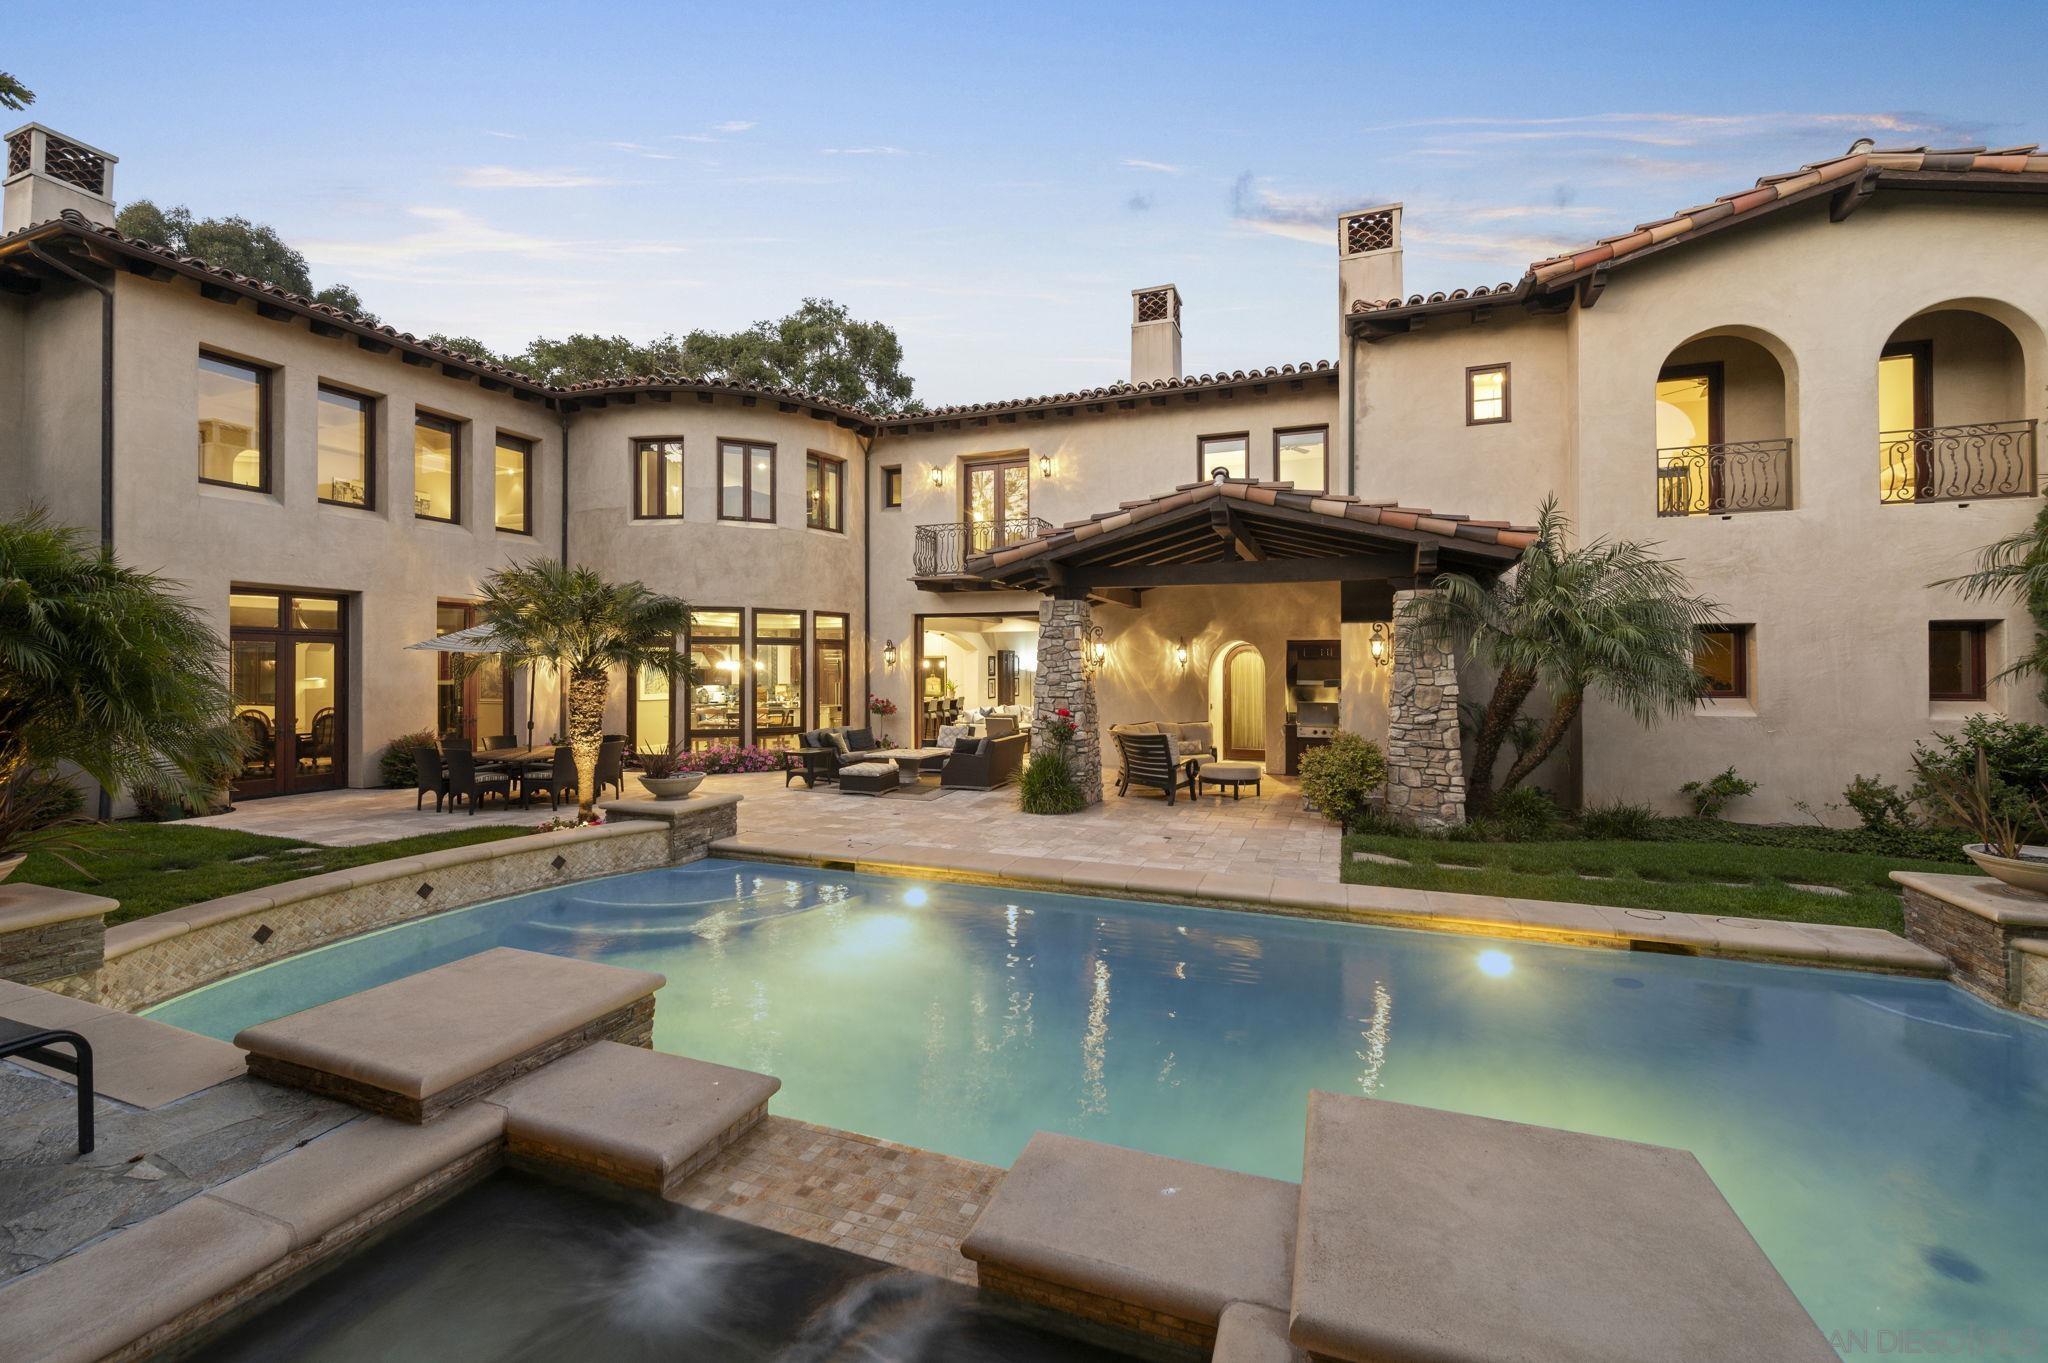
[709,835,1947,979]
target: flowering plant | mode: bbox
[867,694,898,716]
[535,810,603,832]
[673,744,784,775]
[1042,707,1077,748]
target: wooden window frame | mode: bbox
[813,611,850,730]
[197,350,273,492]
[1695,623,1751,699]
[880,465,904,509]
[683,608,744,747]
[412,410,463,524]
[314,381,376,509]
[1195,431,1252,481]
[1929,620,1989,703]
[1881,339,1934,430]
[1465,363,1513,426]
[632,437,687,520]
[493,431,535,535]
[1273,424,1330,491]
[750,607,808,747]
[229,587,349,799]
[806,451,847,532]
[718,438,777,523]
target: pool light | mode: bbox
[903,886,929,907]
[1476,949,1513,978]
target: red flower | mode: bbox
[1057,708,1071,718]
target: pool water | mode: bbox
[151,859,2048,1348]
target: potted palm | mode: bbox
[1915,746,2048,894]
[466,560,691,822]
[0,764,92,883]
[637,742,704,800]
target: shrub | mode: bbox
[1299,732,1389,831]
[132,720,248,819]
[674,745,783,775]
[1019,747,1086,815]
[1911,716,2048,840]
[1681,766,1757,818]
[378,731,440,788]
[1489,786,1563,840]
[1838,774,1915,833]
[637,742,687,779]
[1577,799,1658,840]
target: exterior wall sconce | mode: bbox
[882,639,897,668]
[1369,621,1391,668]
[927,465,945,489]
[1082,623,1108,676]
[1038,454,1053,479]
[1173,638,1189,670]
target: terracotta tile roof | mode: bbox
[553,373,876,422]
[966,476,1536,575]
[879,362,1336,425]
[1350,141,2048,317]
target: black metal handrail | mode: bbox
[1880,420,2038,504]
[914,518,1052,577]
[1655,439,1794,516]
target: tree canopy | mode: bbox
[113,199,375,321]
[0,72,32,111]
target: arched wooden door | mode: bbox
[1222,645,1265,761]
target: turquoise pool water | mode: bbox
[150,859,2048,1348]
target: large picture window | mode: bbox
[719,440,776,522]
[752,610,805,750]
[686,609,743,749]
[814,613,849,729]
[198,352,270,490]
[635,438,685,519]
[315,385,373,507]
[806,452,845,531]
[494,434,532,533]
[414,413,461,522]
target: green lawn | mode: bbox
[14,823,532,924]
[1341,832,1963,933]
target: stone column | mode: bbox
[1382,589,1466,829]
[1033,596,1104,805]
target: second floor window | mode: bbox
[494,434,532,533]
[315,385,373,507]
[1929,621,1988,702]
[635,439,685,518]
[1198,433,1249,480]
[1276,426,1328,491]
[807,453,845,531]
[414,413,460,522]
[1466,364,1511,425]
[881,465,904,509]
[1695,624,1750,699]
[197,352,269,490]
[720,440,775,522]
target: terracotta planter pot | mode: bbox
[1963,843,2048,896]
[0,853,24,884]
[640,773,706,801]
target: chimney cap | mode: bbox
[5,122,120,164]
[1131,284,1181,326]
[1337,204,1402,258]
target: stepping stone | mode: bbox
[1788,882,1850,897]
[236,948,665,1124]
[1292,1092,1832,1362]
[495,1042,779,1196]
[963,1131,1296,1355]
[1351,852,1409,867]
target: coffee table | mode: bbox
[868,746,951,784]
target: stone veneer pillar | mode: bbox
[1033,596,1104,806]
[1382,589,1466,829]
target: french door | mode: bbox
[964,455,1031,553]
[229,590,348,799]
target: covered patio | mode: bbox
[966,476,1533,828]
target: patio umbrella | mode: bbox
[405,625,540,747]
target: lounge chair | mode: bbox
[1112,730,1194,805]
[0,1017,93,1153]
[941,731,1028,790]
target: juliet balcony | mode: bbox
[1655,439,1795,517]
[913,518,1054,588]
[1878,419,2038,504]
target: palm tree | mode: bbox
[470,560,691,819]
[0,509,243,849]
[1401,497,1719,812]
[1934,503,2048,686]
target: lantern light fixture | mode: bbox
[1369,621,1391,668]
[882,639,898,668]
[1173,638,1189,670]
[1038,453,1053,479]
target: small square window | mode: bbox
[1695,625,1750,699]
[1467,364,1511,425]
[881,465,903,509]
[1197,433,1249,480]
[1929,622,1989,702]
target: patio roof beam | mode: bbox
[1210,505,1265,561]
[1065,551,1414,590]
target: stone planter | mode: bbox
[640,773,705,801]
[0,853,23,884]
[1964,844,2048,896]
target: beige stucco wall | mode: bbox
[565,402,869,743]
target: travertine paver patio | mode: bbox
[186,770,1342,882]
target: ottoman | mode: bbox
[1200,761,1263,799]
[839,761,902,796]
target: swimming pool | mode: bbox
[150,858,2048,1347]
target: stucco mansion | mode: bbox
[3,122,2044,823]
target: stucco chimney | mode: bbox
[1130,284,1182,385]
[3,124,118,235]
[1336,205,1402,313]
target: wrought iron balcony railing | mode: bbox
[914,518,1053,578]
[1880,420,2038,504]
[1655,439,1794,517]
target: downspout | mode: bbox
[26,244,114,550]
[1344,321,1359,497]
[557,405,573,744]
[858,426,876,720]
[27,243,117,819]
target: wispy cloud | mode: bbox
[1121,158,1182,174]
[603,141,676,161]
[1229,172,1365,244]
[711,120,757,133]
[822,146,908,157]
[483,130,523,141]
[303,207,693,282]
[1126,192,1154,212]
[1363,111,1966,143]
[455,166,623,189]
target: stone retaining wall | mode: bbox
[1895,871,2048,1015]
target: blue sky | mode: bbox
[27,1,2043,403]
